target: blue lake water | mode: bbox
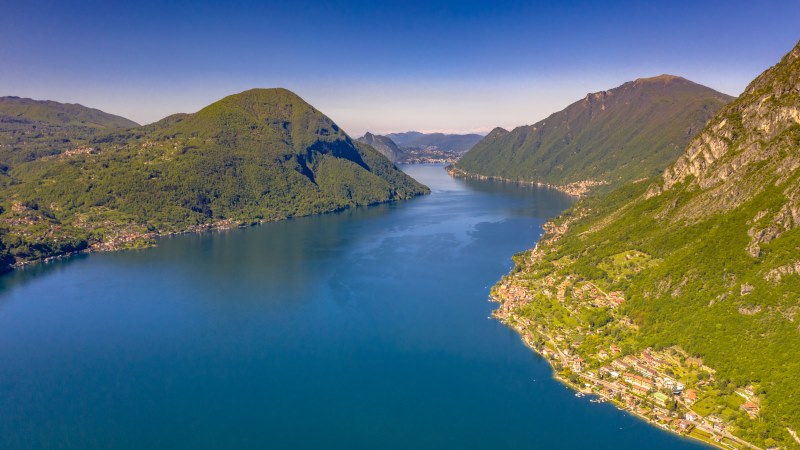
[0,165,708,449]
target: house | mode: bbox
[608,292,625,307]
[631,385,650,396]
[623,355,640,367]
[623,373,654,391]
[742,401,760,415]
[636,366,659,379]
[572,357,585,372]
[685,412,699,422]
[676,420,693,432]
[683,389,698,404]
[610,344,622,355]
[611,359,630,371]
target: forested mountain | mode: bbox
[454,76,733,195]
[495,40,800,448]
[0,96,139,165]
[0,88,428,272]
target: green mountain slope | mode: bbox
[0,96,139,165]
[0,96,139,129]
[357,132,402,162]
[0,88,428,271]
[496,41,800,448]
[455,76,733,194]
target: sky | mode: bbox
[1,0,799,137]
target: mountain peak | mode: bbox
[487,127,509,137]
[635,74,686,84]
[206,88,310,115]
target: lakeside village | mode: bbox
[492,224,763,450]
[445,167,607,197]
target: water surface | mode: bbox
[0,165,707,449]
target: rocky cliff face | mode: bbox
[357,132,402,162]
[661,43,800,194]
[651,41,800,256]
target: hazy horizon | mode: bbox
[2,0,799,137]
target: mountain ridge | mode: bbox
[385,131,483,154]
[454,75,734,194]
[0,96,139,129]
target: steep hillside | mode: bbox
[454,76,733,194]
[494,41,800,449]
[0,88,428,271]
[0,96,139,165]
[357,132,402,162]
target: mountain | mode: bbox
[0,96,139,165]
[494,41,800,448]
[385,131,483,154]
[383,131,424,146]
[0,96,139,129]
[0,88,428,272]
[356,131,484,164]
[357,132,402,162]
[454,76,733,195]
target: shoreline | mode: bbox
[4,191,428,276]
[490,277,762,450]
[445,166,607,197]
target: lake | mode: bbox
[0,164,708,449]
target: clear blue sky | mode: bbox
[1,0,798,136]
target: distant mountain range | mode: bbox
[453,75,733,195]
[0,89,428,271]
[357,131,483,164]
[385,131,483,154]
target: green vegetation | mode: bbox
[455,75,733,193]
[0,89,428,272]
[0,96,139,165]
[500,41,800,448]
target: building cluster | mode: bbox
[571,282,626,308]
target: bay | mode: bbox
[0,165,707,449]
